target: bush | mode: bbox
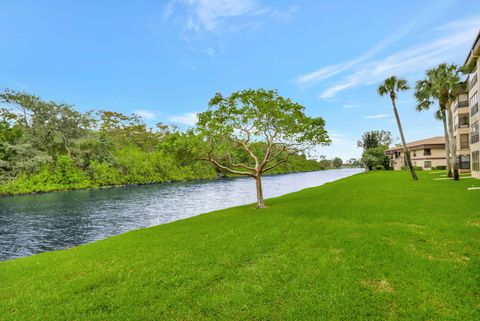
[401,166,423,171]
[375,165,385,170]
[434,166,447,170]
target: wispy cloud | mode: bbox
[163,0,297,54]
[134,109,157,120]
[164,0,260,33]
[296,15,480,99]
[295,11,429,88]
[365,114,392,119]
[169,112,199,126]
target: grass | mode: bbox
[0,171,479,320]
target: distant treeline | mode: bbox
[0,90,325,195]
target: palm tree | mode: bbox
[414,64,461,181]
[378,76,418,181]
[415,78,452,177]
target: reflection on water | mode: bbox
[0,168,362,261]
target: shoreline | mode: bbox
[0,167,360,198]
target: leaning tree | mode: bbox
[378,76,418,181]
[196,89,330,208]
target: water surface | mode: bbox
[0,168,362,261]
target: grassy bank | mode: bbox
[1,171,479,320]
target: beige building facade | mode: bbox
[386,137,447,171]
[465,31,480,179]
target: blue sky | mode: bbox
[1,0,479,159]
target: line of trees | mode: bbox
[0,89,329,197]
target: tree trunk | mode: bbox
[440,109,452,177]
[255,174,265,208]
[391,96,418,181]
[445,106,459,180]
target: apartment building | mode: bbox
[385,136,446,171]
[465,31,480,178]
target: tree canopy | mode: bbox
[197,89,330,208]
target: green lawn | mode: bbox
[1,171,479,320]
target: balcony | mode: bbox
[472,133,480,144]
[470,73,478,90]
[472,102,479,116]
[458,100,469,108]
[454,99,469,110]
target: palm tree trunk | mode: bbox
[445,106,459,180]
[440,109,452,177]
[255,174,265,208]
[391,96,418,181]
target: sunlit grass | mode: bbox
[1,171,479,320]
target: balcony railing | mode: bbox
[455,100,469,110]
[472,102,479,116]
[470,73,478,90]
[472,133,480,144]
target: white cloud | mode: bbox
[164,0,297,49]
[164,0,277,33]
[365,114,392,119]
[169,112,199,126]
[296,15,480,99]
[134,110,157,120]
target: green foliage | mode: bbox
[401,166,423,171]
[332,157,343,168]
[357,130,392,151]
[361,146,390,171]
[358,130,392,171]
[0,89,325,195]
[196,89,330,177]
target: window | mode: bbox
[471,92,478,116]
[424,161,431,169]
[473,151,480,172]
[459,155,470,169]
[460,134,469,149]
[472,122,479,144]
[413,151,416,157]
[423,148,431,156]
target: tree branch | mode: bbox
[199,157,256,177]
[262,154,291,173]
[227,154,256,172]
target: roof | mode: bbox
[386,136,445,152]
[465,30,480,65]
